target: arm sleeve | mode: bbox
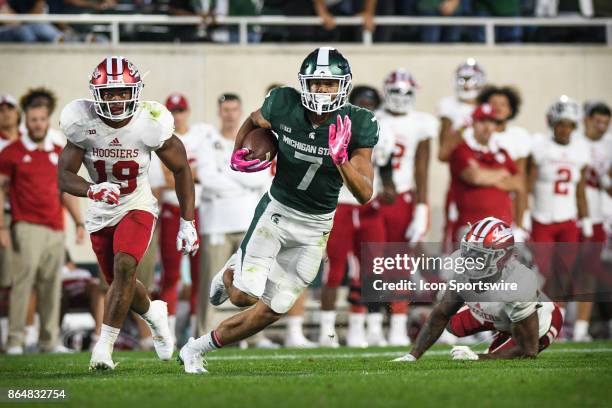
[0,148,13,177]
[450,144,472,176]
[350,109,379,151]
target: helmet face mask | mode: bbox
[460,217,514,280]
[89,56,143,122]
[299,47,352,115]
[455,59,486,101]
[383,69,417,114]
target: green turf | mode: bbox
[0,342,611,408]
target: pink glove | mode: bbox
[87,182,120,205]
[329,114,352,165]
[230,148,272,173]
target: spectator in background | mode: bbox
[0,100,84,354]
[415,0,469,43]
[196,93,273,347]
[0,1,63,43]
[168,0,214,42]
[61,0,116,42]
[19,87,66,146]
[450,104,523,241]
[206,0,261,43]
[476,85,531,240]
[473,0,522,43]
[0,95,20,146]
[313,0,377,41]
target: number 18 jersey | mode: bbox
[60,99,174,232]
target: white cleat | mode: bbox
[285,332,317,349]
[209,269,229,306]
[143,300,175,360]
[178,337,208,374]
[318,331,340,348]
[573,332,593,342]
[89,345,116,371]
[6,346,23,355]
[388,333,411,347]
[254,336,280,349]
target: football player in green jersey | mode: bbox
[178,47,379,374]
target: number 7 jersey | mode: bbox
[60,99,174,232]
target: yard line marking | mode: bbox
[199,347,612,361]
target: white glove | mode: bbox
[176,218,200,256]
[512,225,530,243]
[87,182,120,205]
[405,203,429,243]
[391,353,417,362]
[451,345,479,360]
[580,217,593,239]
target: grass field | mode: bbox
[1,341,611,408]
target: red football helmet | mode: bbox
[455,58,486,101]
[383,68,418,114]
[460,217,514,279]
[89,56,143,121]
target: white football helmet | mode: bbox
[547,95,580,127]
[455,58,486,101]
[383,68,417,114]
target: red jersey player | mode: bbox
[58,56,199,370]
[450,104,523,240]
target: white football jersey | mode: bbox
[491,125,532,161]
[375,109,438,194]
[531,133,590,224]
[150,123,212,207]
[577,132,612,224]
[451,253,554,337]
[60,99,174,232]
[437,96,474,130]
[338,115,397,205]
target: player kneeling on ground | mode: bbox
[178,47,379,374]
[393,217,563,361]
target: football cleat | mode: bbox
[285,332,317,349]
[209,268,229,306]
[89,345,116,371]
[142,300,174,360]
[178,337,208,374]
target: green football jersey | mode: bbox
[261,86,379,214]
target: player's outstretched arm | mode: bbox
[478,311,539,360]
[410,290,463,359]
[155,135,195,222]
[58,141,92,197]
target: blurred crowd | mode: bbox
[0,0,610,44]
[0,58,611,355]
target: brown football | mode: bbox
[242,127,278,162]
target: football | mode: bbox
[242,127,278,162]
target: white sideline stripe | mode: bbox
[203,347,612,361]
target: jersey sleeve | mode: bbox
[59,100,89,149]
[437,97,454,119]
[504,301,538,323]
[450,143,472,175]
[349,108,379,151]
[0,146,15,177]
[261,87,298,124]
[529,134,546,164]
[372,119,395,166]
[420,112,439,141]
[140,101,175,150]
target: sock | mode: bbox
[24,325,38,347]
[98,324,120,350]
[574,320,589,337]
[366,313,384,334]
[191,330,223,354]
[189,314,197,338]
[390,314,407,333]
[348,313,366,332]
[320,311,336,335]
[287,316,304,336]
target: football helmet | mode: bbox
[89,56,143,121]
[460,217,514,280]
[383,68,417,114]
[547,95,580,127]
[455,58,486,101]
[299,47,352,115]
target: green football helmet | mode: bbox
[298,47,352,115]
